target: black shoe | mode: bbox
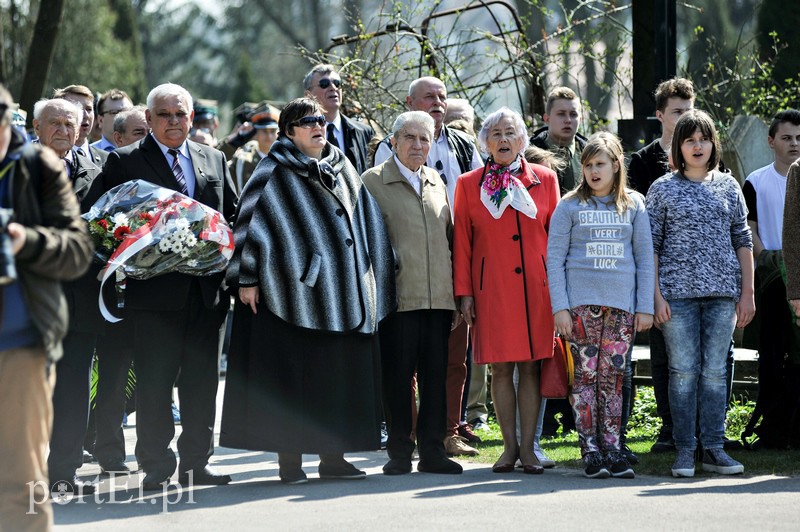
[178,466,231,486]
[279,467,308,484]
[651,427,675,453]
[142,472,171,491]
[620,444,639,465]
[582,452,610,479]
[50,477,96,497]
[723,437,743,451]
[606,452,635,479]
[383,458,412,475]
[319,460,366,480]
[100,461,131,475]
[417,456,463,474]
[278,453,307,484]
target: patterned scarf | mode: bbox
[479,157,538,219]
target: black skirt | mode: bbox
[220,300,383,454]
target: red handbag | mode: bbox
[540,337,574,399]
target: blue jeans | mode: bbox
[660,297,736,451]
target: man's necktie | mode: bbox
[104,145,115,152]
[326,123,339,148]
[167,148,190,196]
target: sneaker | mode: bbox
[534,446,556,468]
[620,443,639,465]
[457,423,482,443]
[701,448,744,475]
[470,419,490,432]
[444,434,479,456]
[671,448,696,478]
[582,452,610,479]
[606,452,635,479]
[651,427,675,453]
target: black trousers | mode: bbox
[131,289,224,477]
[48,331,96,482]
[92,320,136,466]
[380,309,450,460]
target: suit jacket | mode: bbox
[100,134,238,313]
[63,150,107,334]
[88,144,108,167]
[340,114,375,175]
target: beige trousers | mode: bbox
[0,346,54,532]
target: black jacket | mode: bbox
[340,114,375,175]
[100,134,238,313]
[62,149,107,334]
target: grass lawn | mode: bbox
[459,383,800,477]
[461,421,800,477]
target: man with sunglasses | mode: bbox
[100,82,238,491]
[303,64,375,174]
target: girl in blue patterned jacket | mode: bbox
[646,109,754,478]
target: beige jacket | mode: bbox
[362,157,456,312]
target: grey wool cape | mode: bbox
[220,136,397,453]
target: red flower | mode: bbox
[98,219,109,229]
[113,226,131,240]
[139,212,153,221]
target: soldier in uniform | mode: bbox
[228,103,280,193]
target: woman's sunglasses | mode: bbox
[292,115,327,128]
[317,78,342,89]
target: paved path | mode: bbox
[50,380,799,531]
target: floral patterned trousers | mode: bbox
[567,305,635,456]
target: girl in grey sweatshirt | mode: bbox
[547,132,655,479]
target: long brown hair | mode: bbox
[565,132,634,215]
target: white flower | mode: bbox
[111,212,129,229]
[180,248,191,258]
[185,234,197,247]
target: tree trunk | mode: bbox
[20,0,65,127]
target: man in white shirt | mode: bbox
[374,77,482,207]
[743,109,800,449]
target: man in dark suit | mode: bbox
[304,64,375,174]
[34,98,104,493]
[53,85,108,167]
[101,83,237,491]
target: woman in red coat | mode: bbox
[453,107,559,474]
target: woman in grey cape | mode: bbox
[221,97,396,484]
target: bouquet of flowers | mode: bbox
[83,179,234,321]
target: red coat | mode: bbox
[453,160,559,364]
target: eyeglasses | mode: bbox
[154,111,189,122]
[317,78,342,89]
[435,160,447,185]
[292,115,326,128]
